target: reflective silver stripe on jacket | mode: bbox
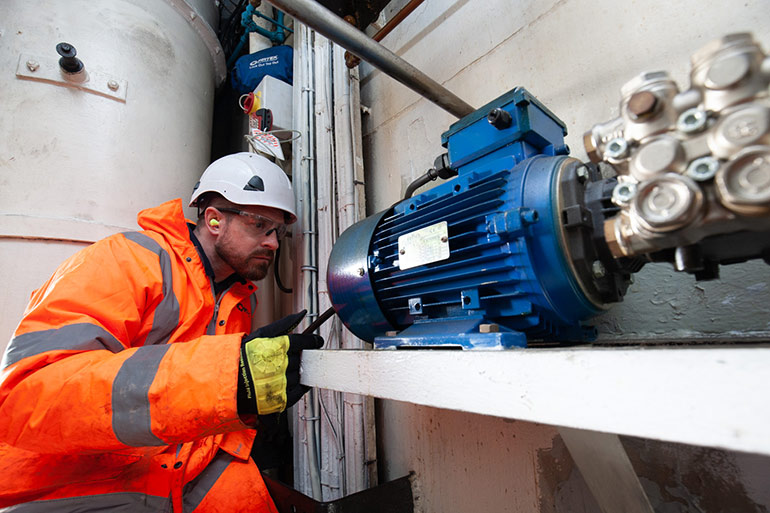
[111,344,171,446]
[123,232,180,346]
[0,492,171,512]
[182,450,234,512]
[1,323,124,370]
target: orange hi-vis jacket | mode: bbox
[0,199,278,512]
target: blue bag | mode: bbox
[231,45,293,94]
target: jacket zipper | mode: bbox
[207,281,237,336]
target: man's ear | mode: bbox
[204,207,221,234]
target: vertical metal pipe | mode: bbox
[292,22,323,500]
[312,32,337,500]
[267,0,475,119]
[291,21,309,496]
[346,62,378,492]
[331,43,359,496]
[305,25,323,499]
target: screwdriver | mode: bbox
[301,306,336,336]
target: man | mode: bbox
[0,152,322,512]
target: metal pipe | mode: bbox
[253,9,293,35]
[291,23,323,499]
[306,26,323,500]
[266,0,475,119]
[329,45,378,494]
[226,6,290,68]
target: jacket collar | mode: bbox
[136,199,253,297]
[137,198,193,248]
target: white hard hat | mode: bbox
[190,152,297,223]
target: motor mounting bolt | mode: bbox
[399,248,405,255]
[677,108,708,134]
[107,79,119,91]
[612,182,638,206]
[26,60,39,72]
[627,90,658,120]
[604,137,629,160]
[357,267,365,277]
[592,260,607,279]
[487,108,512,130]
[686,156,720,181]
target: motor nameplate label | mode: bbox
[397,221,450,270]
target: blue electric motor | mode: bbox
[328,87,635,349]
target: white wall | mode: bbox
[359,0,770,510]
[376,402,566,512]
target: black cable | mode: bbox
[274,239,293,293]
[218,0,248,61]
[403,154,458,200]
[403,171,435,199]
[218,0,245,37]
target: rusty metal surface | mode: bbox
[314,0,392,29]
[345,0,426,68]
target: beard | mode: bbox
[214,236,274,281]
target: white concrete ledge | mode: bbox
[301,346,770,456]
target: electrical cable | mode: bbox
[218,0,248,65]
[274,239,293,293]
[403,171,434,200]
[403,154,457,200]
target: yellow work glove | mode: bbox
[237,311,324,417]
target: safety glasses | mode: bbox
[216,207,288,239]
